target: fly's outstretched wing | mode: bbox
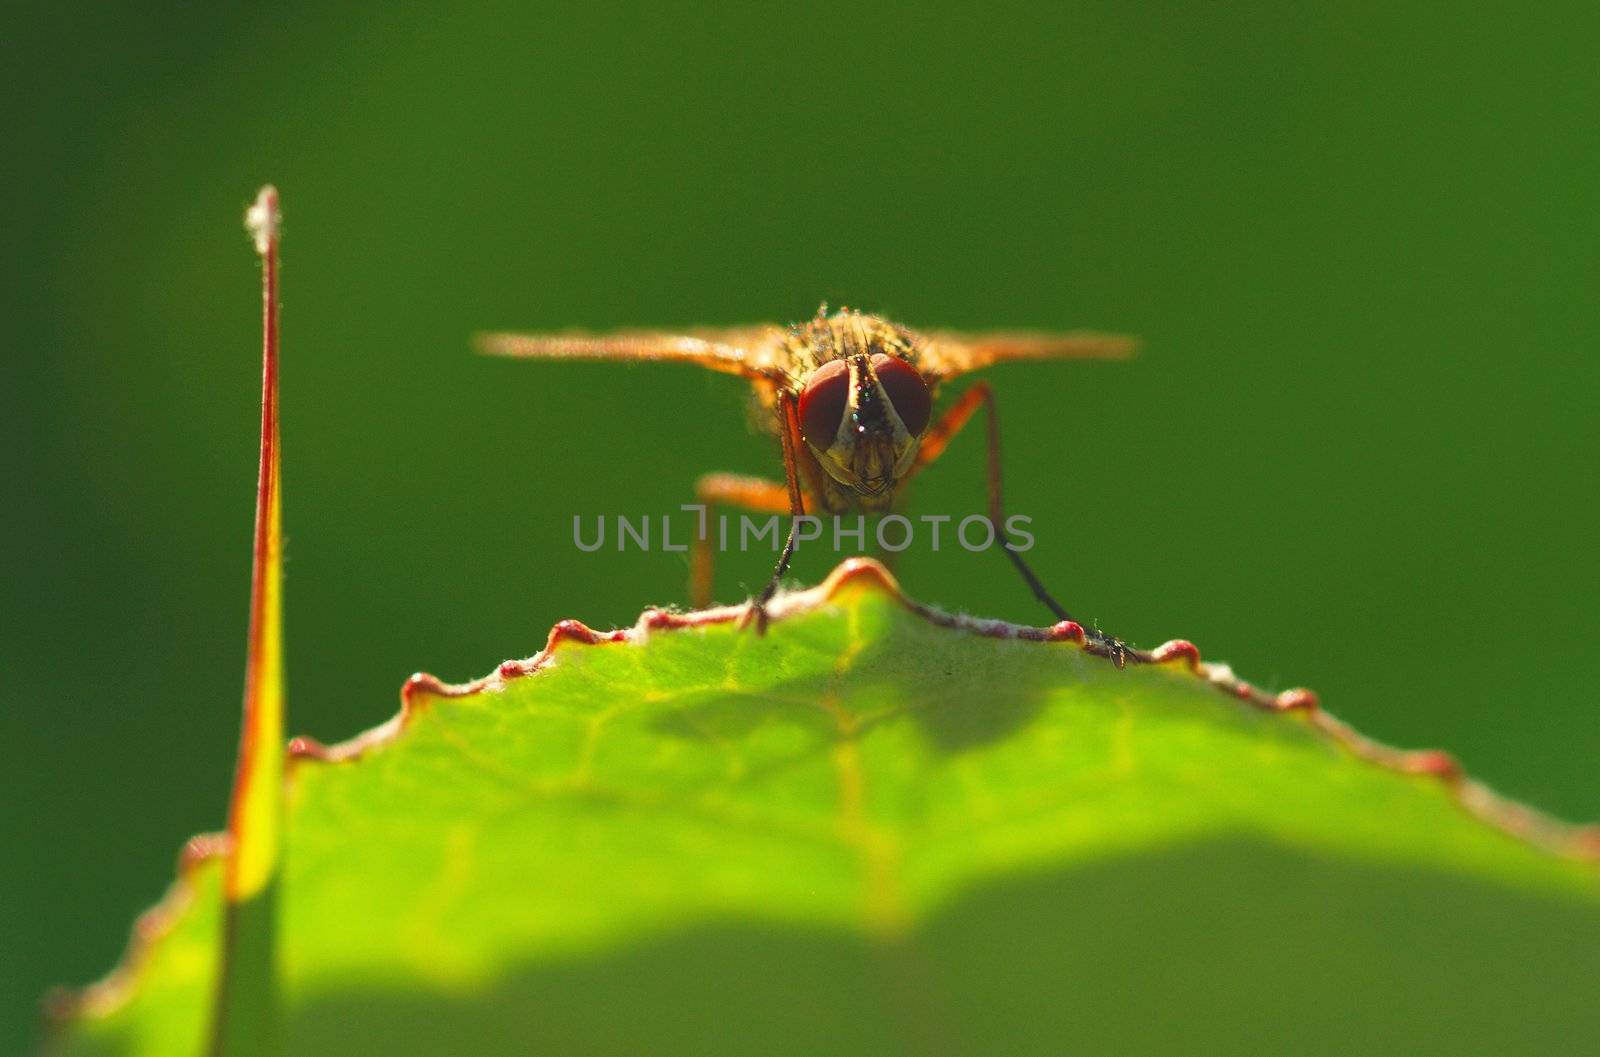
[475,327,787,380]
[916,329,1138,382]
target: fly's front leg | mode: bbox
[908,381,1129,667]
[741,390,810,632]
[872,489,913,576]
[691,473,793,609]
[692,393,810,630]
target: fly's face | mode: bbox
[798,352,933,497]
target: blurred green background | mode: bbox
[3,0,1597,1049]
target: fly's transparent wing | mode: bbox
[916,329,1138,382]
[475,327,787,379]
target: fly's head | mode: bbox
[797,346,933,498]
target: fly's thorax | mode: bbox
[782,307,921,376]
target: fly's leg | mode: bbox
[908,381,1129,667]
[693,391,809,633]
[742,390,810,632]
[872,490,913,576]
[691,473,792,609]
[876,534,903,576]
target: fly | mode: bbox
[478,306,1135,660]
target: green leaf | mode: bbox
[45,561,1600,1056]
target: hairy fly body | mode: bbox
[478,306,1134,658]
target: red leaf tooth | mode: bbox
[1274,688,1320,713]
[1046,621,1088,644]
[43,833,232,1025]
[1150,639,1202,669]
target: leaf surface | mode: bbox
[47,561,1600,1056]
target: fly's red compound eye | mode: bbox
[870,354,931,435]
[799,359,851,447]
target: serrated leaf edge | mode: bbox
[42,556,1600,1041]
